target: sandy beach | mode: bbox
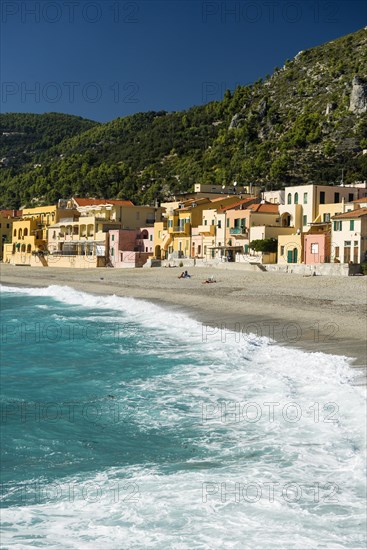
[1,263,366,380]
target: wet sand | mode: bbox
[1,264,366,382]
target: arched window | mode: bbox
[294,193,299,205]
[13,229,16,237]
[287,193,292,204]
[24,228,28,237]
[27,244,32,253]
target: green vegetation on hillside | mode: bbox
[1,28,366,209]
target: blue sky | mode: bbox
[1,0,366,122]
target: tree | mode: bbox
[250,238,278,253]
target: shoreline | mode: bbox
[1,264,366,384]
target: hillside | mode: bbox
[0,28,366,208]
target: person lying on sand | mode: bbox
[202,276,216,284]
[178,270,191,279]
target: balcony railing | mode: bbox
[173,223,190,233]
[230,227,247,235]
[197,224,215,236]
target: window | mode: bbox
[335,246,339,258]
[303,215,307,226]
[344,241,351,246]
[350,220,355,231]
[303,192,308,205]
[320,191,325,204]
[294,193,299,205]
[323,213,330,222]
[150,235,153,241]
[7,223,10,229]
[334,192,340,203]
[287,193,291,205]
[217,220,221,229]
[211,220,214,226]
[354,240,358,246]
[111,234,115,241]
[311,243,319,254]
[111,248,114,256]
[204,219,207,225]
[280,246,285,256]
[348,193,354,202]
[333,220,342,231]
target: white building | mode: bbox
[331,207,367,264]
[279,184,360,233]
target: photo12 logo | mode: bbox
[202,480,340,504]
[1,2,141,24]
[201,1,339,25]
[1,81,140,105]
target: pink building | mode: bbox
[109,227,154,268]
[304,233,331,264]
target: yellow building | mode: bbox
[4,205,70,265]
[68,197,161,229]
[0,210,22,260]
[46,198,163,268]
[161,196,241,259]
[278,233,304,264]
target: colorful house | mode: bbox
[4,205,74,266]
[277,233,304,265]
[279,184,359,233]
[158,196,241,260]
[109,227,154,268]
[0,210,22,260]
[304,223,331,264]
[46,198,161,268]
[331,207,367,264]
[68,197,161,230]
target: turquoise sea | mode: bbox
[0,284,366,549]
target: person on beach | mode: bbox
[202,276,216,284]
[178,270,191,279]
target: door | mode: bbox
[287,248,298,263]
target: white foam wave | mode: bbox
[1,284,366,549]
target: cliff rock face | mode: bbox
[349,76,367,114]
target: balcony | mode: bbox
[197,224,215,236]
[230,227,248,236]
[169,223,190,234]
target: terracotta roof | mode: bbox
[0,209,22,218]
[217,198,257,213]
[175,198,210,211]
[332,207,367,219]
[248,203,279,213]
[352,198,367,203]
[210,195,237,202]
[73,197,134,207]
